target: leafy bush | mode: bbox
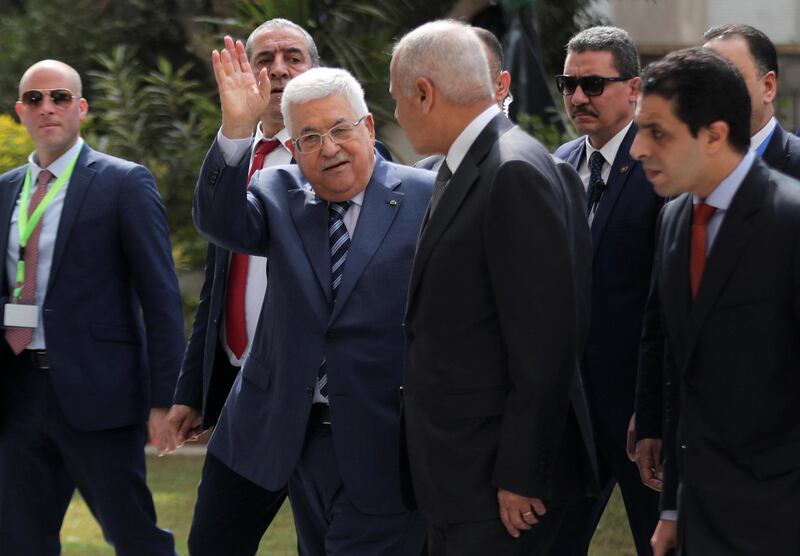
[84,46,220,269]
[0,114,34,174]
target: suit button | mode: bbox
[306,386,314,396]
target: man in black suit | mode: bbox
[631,47,800,556]
[391,20,597,555]
[166,18,319,554]
[634,23,800,497]
[550,26,661,556]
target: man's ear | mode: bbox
[496,71,511,105]
[760,70,777,105]
[416,77,435,114]
[703,120,730,154]
[628,76,641,104]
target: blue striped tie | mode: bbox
[320,201,350,399]
[329,201,350,300]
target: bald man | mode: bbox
[0,60,183,555]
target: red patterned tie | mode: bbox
[690,201,717,300]
[225,139,281,358]
[5,169,53,354]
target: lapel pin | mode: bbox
[388,199,398,207]
[619,164,630,174]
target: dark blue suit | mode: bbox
[0,144,184,555]
[763,123,800,177]
[551,124,662,555]
[193,142,430,553]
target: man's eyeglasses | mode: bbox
[555,75,634,97]
[294,116,367,154]
[19,88,76,108]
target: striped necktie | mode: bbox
[6,169,53,354]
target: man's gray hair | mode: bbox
[281,67,368,136]
[245,18,320,67]
[566,26,640,77]
[392,20,494,105]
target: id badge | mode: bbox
[4,303,39,328]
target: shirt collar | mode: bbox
[750,116,777,157]
[255,123,292,155]
[445,104,502,175]
[694,150,756,210]
[583,120,633,167]
[29,137,85,179]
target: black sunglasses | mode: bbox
[555,75,634,97]
[19,88,76,108]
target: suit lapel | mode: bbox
[590,125,638,254]
[289,189,332,305]
[47,145,95,293]
[0,168,26,296]
[330,160,403,323]
[683,162,766,365]
[409,114,511,303]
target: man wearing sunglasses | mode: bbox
[551,26,662,556]
[0,60,184,555]
[192,37,430,555]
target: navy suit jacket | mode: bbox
[555,125,662,436]
[175,142,392,429]
[193,142,432,514]
[763,123,800,179]
[0,144,184,430]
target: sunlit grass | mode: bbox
[61,455,635,555]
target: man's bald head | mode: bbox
[19,60,82,98]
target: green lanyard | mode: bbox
[13,152,80,301]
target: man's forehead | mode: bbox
[251,29,309,54]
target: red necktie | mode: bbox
[6,170,53,354]
[690,201,717,300]
[225,139,281,358]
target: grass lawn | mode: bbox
[61,454,636,555]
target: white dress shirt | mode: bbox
[578,121,633,225]
[6,137,84,349]
[217,125,293,366]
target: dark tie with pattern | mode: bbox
[6,169,53,354]
[586,150,606,215]
[429,161,452,216]
[319,201,351,399]
[225,138,281,359]
[690,201,717,299]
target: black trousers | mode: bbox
[0,355,175,556]
[187,451,287,556]
[427,508,565,556]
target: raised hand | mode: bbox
[212,36,271,139]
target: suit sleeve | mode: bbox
[648,211,679,512]
[173,243,216,409]
[118,164,185,408]
[635,239,665,441]
[193,139,270,255]
[487,160,577,497]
